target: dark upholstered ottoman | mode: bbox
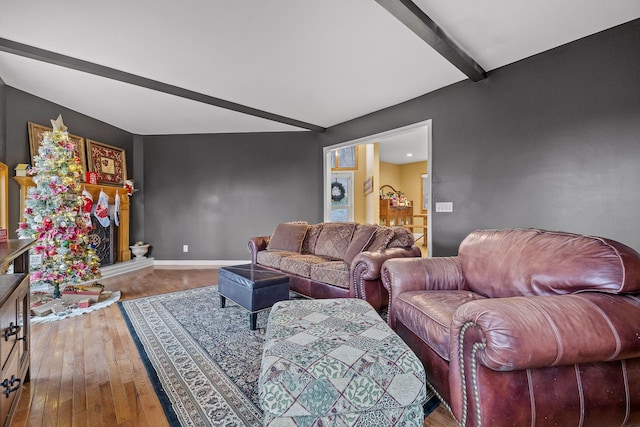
[218,264,289,330]
[259,298,427,425]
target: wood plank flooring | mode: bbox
[11,267,458,427]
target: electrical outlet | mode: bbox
[435,202,453,212]
[183,245,189,253]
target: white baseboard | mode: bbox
[100,257,155,278]
[153,260,251,267]
[98,258,250,279]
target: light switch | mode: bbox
[435,202,453,212]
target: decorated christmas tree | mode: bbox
[17,115,101,297]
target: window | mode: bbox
[330,146,358,170]
[330,172,353,222]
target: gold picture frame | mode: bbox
[28,122,87,175]
[86,139,127,185]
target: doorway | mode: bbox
[323,120,433,256]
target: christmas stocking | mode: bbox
[114,191,120,226]
[94,190,110,228]
[82,188,93,229]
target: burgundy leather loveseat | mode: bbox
[248,221,421,310]
[382,228,640,426]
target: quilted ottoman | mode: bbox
[259,298,427,426]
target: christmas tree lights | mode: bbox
[17,115,101,297]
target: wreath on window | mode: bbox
[331,182,346,202]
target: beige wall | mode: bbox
[380,160,428,217]
[332,148,426,225]
[353,144,368,223]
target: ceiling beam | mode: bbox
[0,38,326,132]
[375,0,486,82]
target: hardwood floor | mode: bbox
[11,267,458,427]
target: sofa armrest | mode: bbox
[450,292,640,372]
[351,246,421,281]
[381,256,465,328]
[247,236,270,264]
[349,247,421,310]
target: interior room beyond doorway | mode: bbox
[324,121,432,256]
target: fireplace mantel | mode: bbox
[14,176,131,262]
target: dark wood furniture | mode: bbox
[0,239,34,426]
[379,198,413,226]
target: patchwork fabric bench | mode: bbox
[259,298,427,425]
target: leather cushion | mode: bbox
[459,228,640,297]
[267,223,308,252]
[219,264,288,289]
[395,290,487,361]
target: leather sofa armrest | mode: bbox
[349,247,422,310]
[381,256,465,328]
[351,246,421,281]
[247,236,270,264]
[450,292,640,372]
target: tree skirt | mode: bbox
[31,290,121,324]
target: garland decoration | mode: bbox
[331,181,346,202]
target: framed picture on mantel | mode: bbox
[86,139,127,185]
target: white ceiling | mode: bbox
[378,127,429,165]
[1,0,639,136]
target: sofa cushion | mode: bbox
[343,224,378,264]
[310,261,350,289]
[280,254,333,278]
[314,222,357,259]
[301,222,323,254]
[395,290,487,361]
[387,227,415,248]
[459,228,640,298]
[267,223,308,252]
[365,226,395,252]
[257,250,299,269]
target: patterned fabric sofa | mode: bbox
[248,221,421,310]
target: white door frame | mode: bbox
[323,120,433,256]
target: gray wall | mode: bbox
[321,19,640,255]
[142,132,322,260]
[3,19,638,259]
[4,87,134,238]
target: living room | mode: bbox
[1,2,640,426]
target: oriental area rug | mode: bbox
[119,286,439,426]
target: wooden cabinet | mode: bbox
[0,239,34,427]
[379,199,413,226]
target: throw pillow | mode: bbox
[387,226,415,248]
[267,223,308,252]
[365,227,395,251]
[314,222,357,259]
[343,224,378,264]
[301,223,324,254]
